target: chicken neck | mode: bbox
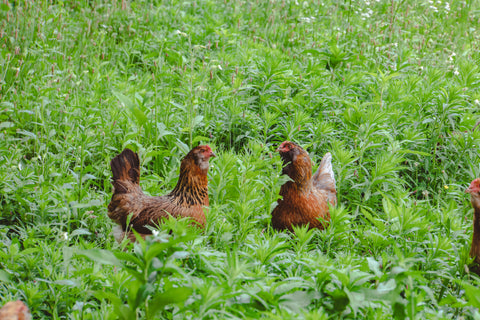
[169,158,209,206]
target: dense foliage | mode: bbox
[1,0,480,318]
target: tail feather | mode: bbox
[110,148,140,194]
[312,152,337,204]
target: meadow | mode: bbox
[1,0,480,318]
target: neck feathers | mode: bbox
[169,157,209,206]
[282,153,312,194]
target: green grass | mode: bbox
[1,0,480,318]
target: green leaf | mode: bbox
[377,279,396,294]
[393,301,406,320]
[53,279,78,287]
[0,122,14,129]
[147,287,193,318]
[280,290,318,313]
[70,228,92,237]
[0,270,11,282]
[156,122,174,139]
[113,91,148,126]
[330,288,349,312]
[0,3,11,11]
[344,288,365,316]
[175,139,190,154]
[367,257,383,278]
[462,282,480,308]
[144,234,195,263]
[113,251,144,267]
[77,249,123,267]
[95,291,120,303]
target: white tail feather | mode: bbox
[315,152,335,184]
[313,152,337,205]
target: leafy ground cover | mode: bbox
[1,0,480,318]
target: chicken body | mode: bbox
[271,141,336,231]
[108,146,215,242]
[466,178,480,271]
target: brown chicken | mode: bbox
[271,141,336,231]
[0,301,31,320]
[466,178,480,273]
[108,145,215,242]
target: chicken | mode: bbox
[108,145,215,242]
[465,178,480,273]
[0,301,31,320]
[271,141,336,231]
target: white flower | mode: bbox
[453,68,459,76]
[361,9,373,19]
[175,30,188,37]
[474,99,479,106]
[152,229,159,237]
[62,232,69,240]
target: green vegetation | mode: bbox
[1,0,480,318]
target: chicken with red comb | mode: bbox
[271,141,336,231]
[108,145,215,242]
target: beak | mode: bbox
[210,151,216,158]
[466,187,473,194]
[276,146,282,152]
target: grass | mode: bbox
[1,0,480,318]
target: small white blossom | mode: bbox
[453,68,459,76]
[474,99,479,106]
[361,8,373,19]
[300,17,315,23]
[152,229,159,237]
[175,30,188,37]
[62,232,69,240]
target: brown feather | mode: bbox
[465,178,480,275]
[108,146,214,242]
[466,178,480,274]
[271,142,336,232]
